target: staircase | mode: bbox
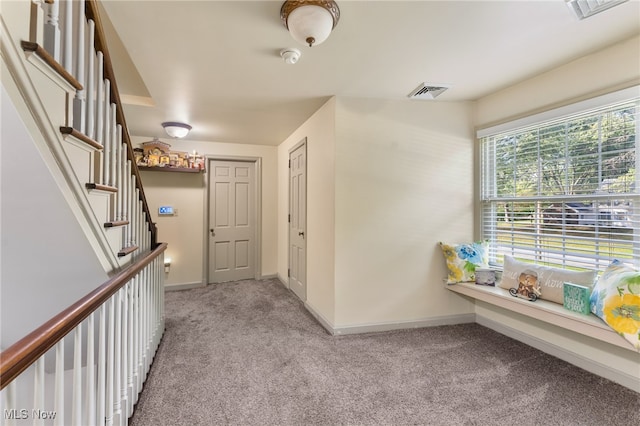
[1,1,165,424]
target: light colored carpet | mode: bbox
[129,278,639,425]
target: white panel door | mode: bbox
[289,143,306,300]
[209,160,255,283]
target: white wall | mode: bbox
[133,136,277,288]
[333,97,476,327]
[1,84,107,349]
[278,98,337,326]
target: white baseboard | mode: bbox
[259,274,278,280]
[276,274,288,288]
[304,302,336,335]
[332,314,476,336]
[477,315,640,393]
[164,282,205,292]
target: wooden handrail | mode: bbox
[85,0,157,246]
[0,242,167,390]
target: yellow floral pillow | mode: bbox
[439,241,489,284]
[589,260,640,351]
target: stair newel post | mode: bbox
[43,0,61,61]
[102,79,111,187]
[85,19,96,141]
[116,128,124,221]
[72,325,83,426]
[54,340,65,426]
[84,313,96,426]
[72,0,86,133]
[61,0,73,73]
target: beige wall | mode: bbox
[472,36,640,386]
[133,136,278,287]
[476,35,640,129]
[333,97,476,327]
[278,98,337,325]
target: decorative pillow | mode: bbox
[498,256,596,305]
[589,260,640,350]
[439,241,489,284]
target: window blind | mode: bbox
[479,94,639,271]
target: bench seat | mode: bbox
[447,282,636,352]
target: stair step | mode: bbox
[86,183,117,193]
[20,41,82,90]
[118,245,139,258]
[60,127,103,151]
[104,220,129,228]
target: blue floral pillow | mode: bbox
[439,241,489,284]
[590,260,640,350]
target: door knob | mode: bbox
[210,228,215,236]
[298,231,305,237]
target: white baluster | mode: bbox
[102,80,111,186]
[72,326,82,426]
[120,283,129,419]
[43,0,61,61]
[72,1,85,133]
[3,380,17,426]
[33,358,45,426]
[54,340,64,426]
[116,129,123,221]
[97,304,107,426]
[61,0,73,73]
[130,274,139,401]
[112,290,122,426]
[85,313,96,426]
[105,297,114,426]
[85,20,96,140]
[110,104,117,188]
[95,53,105,185]
[127,280,135,415]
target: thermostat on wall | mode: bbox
[158,206,175,216]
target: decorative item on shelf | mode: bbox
[508,270,541,302]
[281,0,340,47]
[135,139,204,172]
[475,269,496,286]
[563,282,592,314]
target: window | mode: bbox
[479,88,640,272]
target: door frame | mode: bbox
[288,138,307,299]
[203,155,262,284]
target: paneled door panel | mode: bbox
[209,160,255,283]
[289,143,306,300]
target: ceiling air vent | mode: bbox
[566,0,628,20]
[407,83,451,100]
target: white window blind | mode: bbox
[479,92,640,272]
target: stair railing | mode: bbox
[23,0,157,252]
[0,243,167,426]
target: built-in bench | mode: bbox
[447,282,636,352]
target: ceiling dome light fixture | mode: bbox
[162,122,192,139]
[281,0,340,47]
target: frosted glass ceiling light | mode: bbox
[162,122,192,138]
[281,1,340,47]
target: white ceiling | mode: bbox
[100,0,640,146]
